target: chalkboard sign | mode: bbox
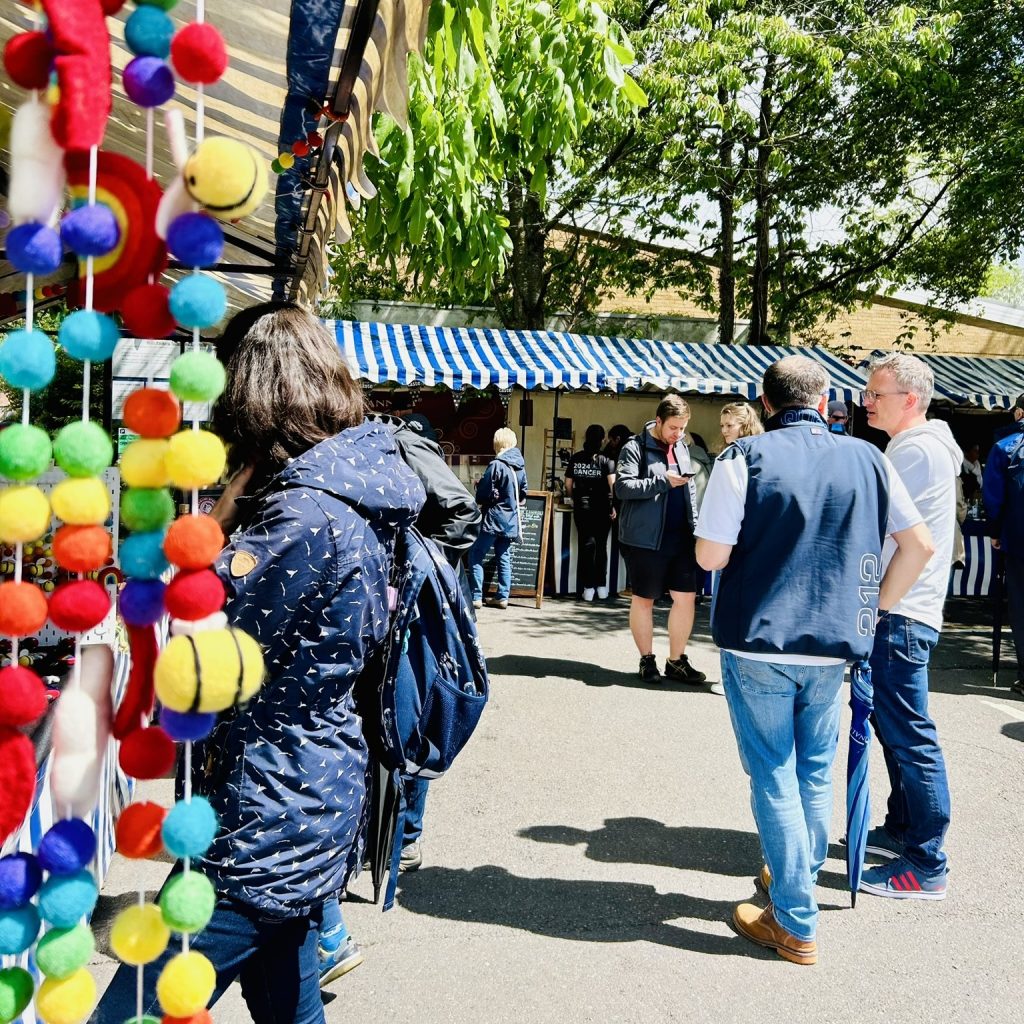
[481,490,553,608]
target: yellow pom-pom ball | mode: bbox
[109,903,170,966]
[120,439,170,489]
[0,485,51,543]
[156,950,216,1018]
[183,138,268,222]
[35,967,96,1024]
[50,477,110,526]
[165,431,226,489]
[154,627,265,713]
[278,151,295,169]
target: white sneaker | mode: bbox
[596,586,609,600]
[582,588,596,602]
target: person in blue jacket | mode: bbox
[96,302,425,1024]
[467,427,528,609]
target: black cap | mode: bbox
[402,413,438,442]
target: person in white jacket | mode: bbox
[858,353,962,901]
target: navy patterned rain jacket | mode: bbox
[196,422,425,917]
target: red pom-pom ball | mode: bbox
[0,666,47,727]
[4,32,53,90]
[115,801,166,859]
[170,23,228,84]
[101,0,128,13]
[165,569,225,621]
[0,581,48,636]
[48,580,111,633]
[123,387,181,438]
[163,515,224,570]
[291,139,309,157]
[119,726,176,780]
[53,524,113,572]
[121,283,176,339]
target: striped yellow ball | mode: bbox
[154,627,265,713]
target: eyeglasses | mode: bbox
[861,390,909,403]
[828,414,848,421]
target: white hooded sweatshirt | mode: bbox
[881,419,963,632]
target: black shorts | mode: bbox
[623,542,697,598]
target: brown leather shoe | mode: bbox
[732,902,817,965]
[754,864,771,895]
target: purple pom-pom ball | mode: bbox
[0,854,43,910]
[123,56,176,108]
[160,708,217,742]
[6,222,63,276]
[38,819,97,876]
[167,213,224,268]
[119,579,167,626]
[60,204,120,258]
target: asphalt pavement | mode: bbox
[92,596,1024,1024]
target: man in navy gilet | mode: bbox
[695,356,934,966]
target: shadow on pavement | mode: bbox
[487,654,718,692]
[1002,721,1024,743]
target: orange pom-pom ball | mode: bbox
[115,802,166,859]
[162,1011,213,1024]
[53,525,112,572]
[48,580,111,633]
[165,570,225,621]
[163,515,224,570]
[0,581,49,635]
[123,388,181,439]
[119,727,176,780]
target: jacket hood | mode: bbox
[888,419,963,474]
[496,446,525,470]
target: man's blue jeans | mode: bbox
[869,612,950,875]
[721,652,846,941]
[403,774,429,845]
[468,532,513,601]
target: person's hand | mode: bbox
[665,471,688,488]
[992,537,1001,550]
[211,464,256,533]
[610,508,617,521]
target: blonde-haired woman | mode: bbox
[719,402,764,448]
[467,428,528,609]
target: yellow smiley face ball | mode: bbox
[154,627,265,713]
[184,137,268,222]
[156,950,216,1018]
[35,967,96,1024]
[119,439,170,489]
[0,485,51,543]
[50,477,111,526]
[165,430,226,489]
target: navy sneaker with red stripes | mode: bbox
[859,857,947,900]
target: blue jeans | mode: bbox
[869,613,950,875]
[95,887,325,1024]
[320,898,348,954]
[722,652,846,941]
[403,774,429,845]
[468,532,513,601]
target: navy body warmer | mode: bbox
[712,408,890,662]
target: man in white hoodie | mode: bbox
[858,353,961,901]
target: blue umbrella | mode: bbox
[846,659,873,908]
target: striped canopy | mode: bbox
[884,352,1024,411]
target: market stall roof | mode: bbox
[871,351,1024,411]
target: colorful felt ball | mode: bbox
[0,485,50,543]
[270,158,283,175]
[35,924,95,980]
[161,1009,212,1024]
[124,55,176,108]
[0,727,35,848]
[160,708,216,742]
[38,820,97,876]
[53,524,112,572]
[292,139,309,157]
[53,421,114,477]
[121,284,176,340]
[60,205,120,258]
[157,951,216,1018]
[165,569,225,621]
[0,965,34,1024]
[161,798,217,859]
[163,514,224,569]
[49,580,111,633]
[170,22,228,84]
[169,276,226,331]
[0,666,46,728]
[58,310,120,363]
[38,870,98,929]
[4,31,53,89]
[0,328,56,391]
[0,853,42,910]
[51,477,111,525]
[115,802,166,859]
[183,138,268,222]
[119,531,170,579]
[306,131,323,148]
[159,871,215,934]
[166,213,224,268]
[119,726,176,780]
[123,388,181,437]
[278,152,294,169]
[136,0,179,9]
[5,222,63,276]
[0,581,48,635]
[165,431,226,489]
[0,904,40,955]
[0,423,52,481]
[154,628,265,713]
[168,351,226,404]
[120,439,170,489]
[118,579,167,627]
[125,5,175,58]
[110,903,170,965]
[35,967,96,1024]
[121,488,175,532]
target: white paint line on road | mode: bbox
[980,699,1024,721]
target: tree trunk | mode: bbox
[716,84,737,346]
[502,176,547,330]
[750,54,776,346]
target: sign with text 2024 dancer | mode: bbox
[481,490,553,609]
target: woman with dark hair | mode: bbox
[565,424,616,600]
[96,301,425,1023]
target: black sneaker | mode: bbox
[664,655,706,685]
[638,654,661,682]
[1011,679,1024,696]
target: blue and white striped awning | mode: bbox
[331,320,869,402]
[875,352,1024,411]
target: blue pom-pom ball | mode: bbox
[167,213,224,268]
[119,532,170,580]
[38,819,97,876]
[160,709,216,742]
[120,579,167,626]
[161,797,218,858]
[6,222,63,276]
[0,853,43,910]
[123,56,176,108]
[0,904,40,954]
[125,5,175,58]
[0,328,56,390]
[61,204,120,258]
[59,310,120,362]
[38,870,98,928]
[169,275,226,330]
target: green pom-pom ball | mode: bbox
[121,488,175,532]
[0,424,52,481]
[35,924,95,980]
[0,966,34,1024]
[169,351,226,403]
[53,421,113,477]
[159,871,215,933]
